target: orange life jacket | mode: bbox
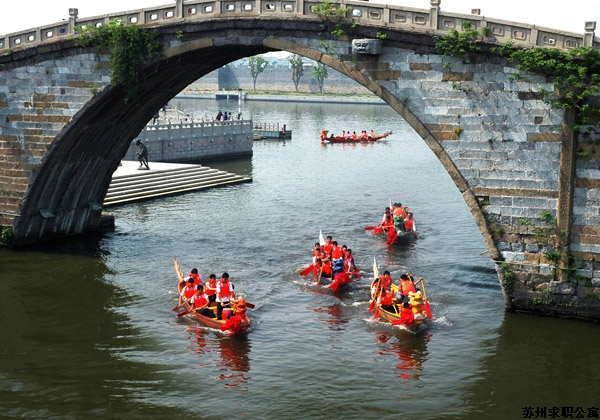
[191,293,209,308]
[404,218,414,231]
[189,273,202,286]
[400,279,416,295]
[393,207,406,218]
[204,279,217,296]
[331,245,343,260]
[313,248,323,263]
[381,289,393,306]
[182,285,195,299]
[380,274,392,289]
[218,280,232,301]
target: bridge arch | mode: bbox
[1,7,599,321]
[7,22,496,255]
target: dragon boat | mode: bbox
[320,129,392,143]
[369,258,432,330]
[298,232,359,293]
[173,258,251,335]
[365,202,418,245]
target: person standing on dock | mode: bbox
[135,139,149,170]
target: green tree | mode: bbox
[289,54,304,92]
[312,63,329,93]
[248,56,269,91]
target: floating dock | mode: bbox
[253,122,292,140]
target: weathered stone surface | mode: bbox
[0,15,599,322]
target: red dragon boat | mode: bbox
[173,258,252,335]
[369,258,432,331]
[320,129,392,143]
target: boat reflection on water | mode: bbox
[216,337,252,388]
[375,331,432,380]
[311,303,351,332]
[186,326,252,389]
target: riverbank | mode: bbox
[176,91,385,104]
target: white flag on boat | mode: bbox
[319,230,325,246]
[373,256,379,279]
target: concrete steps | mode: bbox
[103,162,251,207]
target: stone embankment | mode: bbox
[104,161,251,207]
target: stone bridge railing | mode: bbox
[0,0,597,53]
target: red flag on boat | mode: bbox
[328,272,352,293]
[220,314,243,335]
[392,309,415,326]
[387,227,398,245]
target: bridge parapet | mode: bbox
[0,0,597,53]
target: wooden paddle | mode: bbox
[316,264,324,285]
[364,226,379,230]
[173,297,191,311]
[420,278,433,319]
[176,309,191,317]
[373,290,382,320]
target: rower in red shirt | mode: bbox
[187,268,202,286]
[322,235,334,256]
[179,278,196,306]
[204,273,218,304]
[216,272,236,320]
[380,270,393,289]
[189,284,215,318]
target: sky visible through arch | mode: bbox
[0,0,597,35]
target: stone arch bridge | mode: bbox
[1,0,599,321]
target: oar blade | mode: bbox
[373,310,380,321]
[300,264,315,276]
[176,309,191,317]
[424,302,433,319]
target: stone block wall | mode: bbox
[0,51,108,228]
[122,120,254,162]
[367,42,600,319]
